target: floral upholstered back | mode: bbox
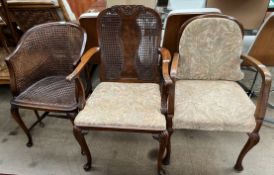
[177,17,244,81]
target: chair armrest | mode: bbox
[170,52,179,82]
[167,52,180,115]
[66,47,100,81]
[241,54,272,123]
[159,47,172,86]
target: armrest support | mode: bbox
[167,52,180,116]
[159,47,172,86]
[158,47,172,116]
[66,47,100,81]
[241,55,272,128]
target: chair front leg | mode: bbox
[10,106,33,147]
[234,131,260,171]
[163,114,173,165]
[73,126,92,171]
[158,130,168,175]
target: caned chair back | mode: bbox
[97,5,162,82]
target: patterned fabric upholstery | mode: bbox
[177,18,244,81]
[74,82,166,131]
[174,80,256,132]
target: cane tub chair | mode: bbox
[67,5,172,175]
[5,22,87,147]
[1,0,76,32]
[166,14,271,171]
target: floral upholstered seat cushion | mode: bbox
[74,82,166,131]
[174,80,256,132]
[177,18,244,81]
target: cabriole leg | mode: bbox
[163,129,173,165]
[234,132,260,171]
[157,131,168,175]
[73,126,92,171]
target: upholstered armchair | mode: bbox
[165,14,271,172]
[5,22,87,147]
[67,5,171,175]
[1,0,76,32]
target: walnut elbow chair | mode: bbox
[165,14,272,171]
[66,5,172,175]
[5,22,87,147]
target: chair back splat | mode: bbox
[97,5,162,83]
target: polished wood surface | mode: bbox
[206,0,270,30]
[247,14,274,66]
[67,0,105,17]
[79,16,100,64]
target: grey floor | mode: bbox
[1,83,274,175]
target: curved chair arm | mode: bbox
[170,52,179,82]
[158,48,172,115]
[159,47,172,86]
[66,47,100,110]
[66,47,100,81]
[241,54,272,131]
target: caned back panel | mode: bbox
[97,5,162,82]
